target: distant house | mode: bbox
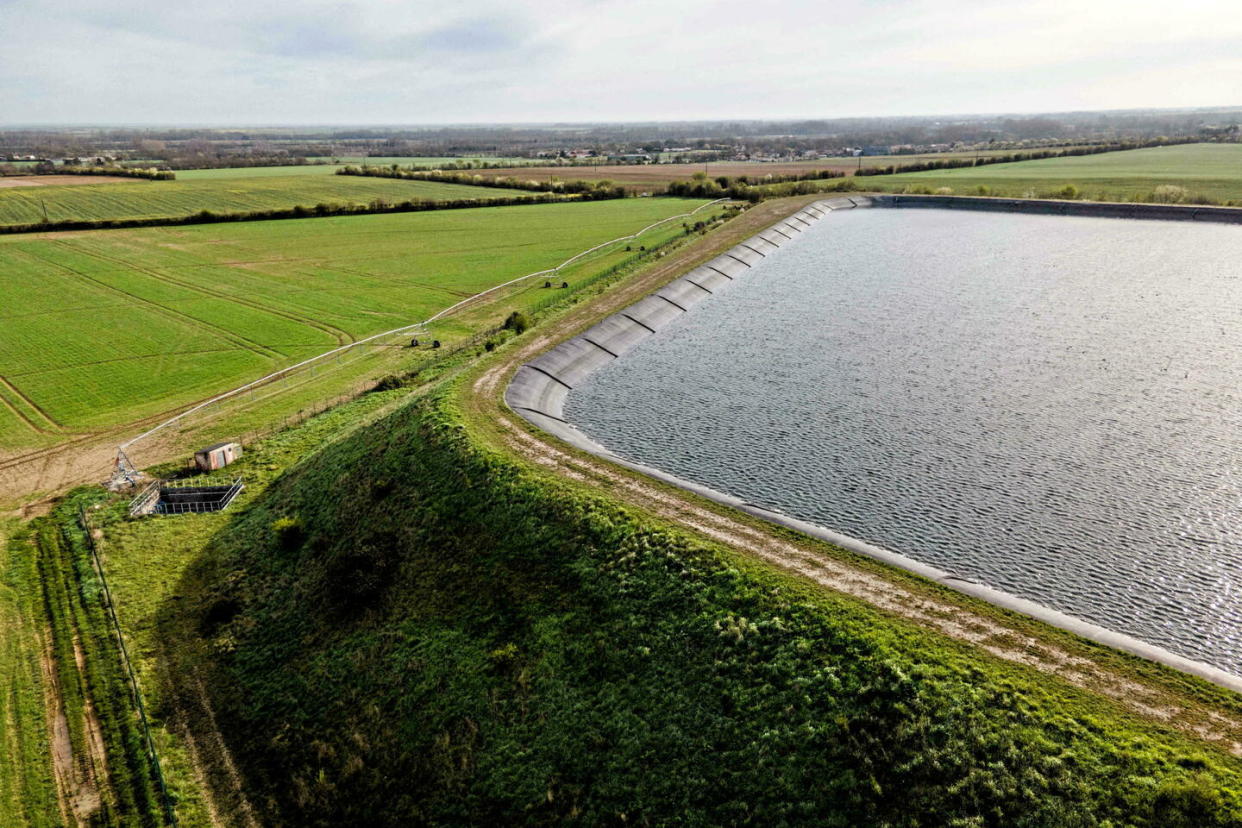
[62,155,117,166]
[606,153,652,163]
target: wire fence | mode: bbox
[116,199,728,469]
[77,507,178,826]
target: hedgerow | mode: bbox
[0,191,610,235]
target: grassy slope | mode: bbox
[0,175,505,226]
[861,143,1242,202]
[0,198,709,446]
[84,203,1242,825]
[98,372,1242,826]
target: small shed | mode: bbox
[194,441,242,472]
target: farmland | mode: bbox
[474,149,1089,190]
[0,197,713,451]
[0,173,510,226]
[174,157,536,180]
[860,143,1242,202]
[306,155,536,167]
[0,175,137,188]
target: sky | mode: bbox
[3,0,1241,125]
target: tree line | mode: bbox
[0,192,611,235]
[337,165,629,199]
[34,163,175,180]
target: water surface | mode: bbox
[567,208,1242,674]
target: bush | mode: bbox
[503,311,530,334]
[371,375,404,393]
[271,516,305,551]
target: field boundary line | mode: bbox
[118,199,727,456]
[75,507,177,825]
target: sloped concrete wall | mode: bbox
[503,196,1242,693]
[504,196,870,428]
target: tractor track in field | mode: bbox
[0,376,64,435]
[3,348,252,379]
[63,244,356,347]
[466,194,1242,754]
[27,243,282,361]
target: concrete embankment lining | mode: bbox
[504,195,1242,694]
[879,193,1242,223]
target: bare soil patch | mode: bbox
[479,163,857,191]
[0,175,136,188]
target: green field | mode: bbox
[0,174,510,226]
[304,155,534,169]
[174,158,535,180]
[864,143,1242,202]
[0,198,710,446]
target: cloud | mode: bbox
[1,0,1239,124]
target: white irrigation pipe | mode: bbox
[120,198,728,453]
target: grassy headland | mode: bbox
[853,143,1242,204]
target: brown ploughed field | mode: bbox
[0,175,137,188]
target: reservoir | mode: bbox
[565,207,1242,675]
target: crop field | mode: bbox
[475,149,1076,190]
[174,158,536,180]
[0,175,137,188]
[306,155,535,167]
[0,197,711,449]
[0,174,509,226]
[861,143,1242,202]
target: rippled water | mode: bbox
[566,208,1242,674]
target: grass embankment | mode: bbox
[76,197,1242,825]
[855,143,1242,204]
[0,197,712,451]
[0,174,504,227]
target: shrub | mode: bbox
[503,311,530,334]
[271,516,305,551]
[371,375,404,393]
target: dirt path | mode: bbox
[465,195,1242,754]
